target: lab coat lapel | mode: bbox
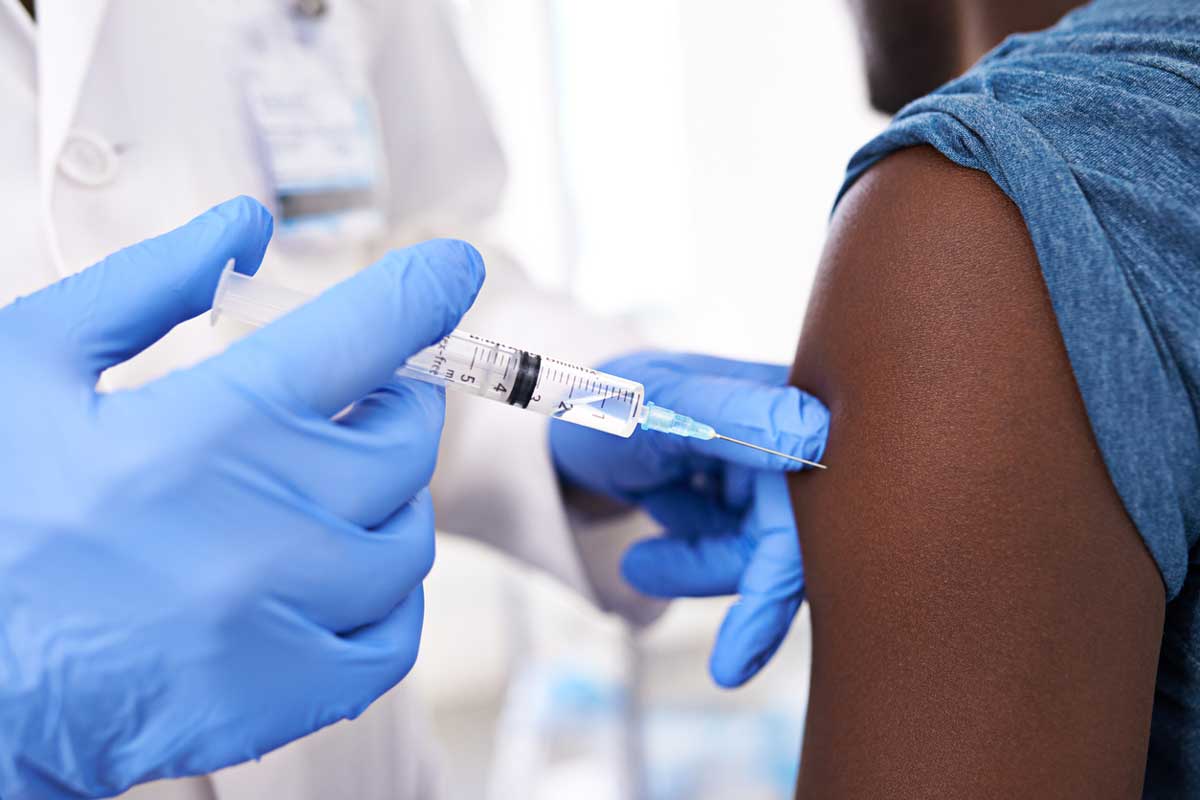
[0,0,35,93]
[36,0,110,195]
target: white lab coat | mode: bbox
[0,0,658,797]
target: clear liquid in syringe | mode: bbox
[399,331,645,437]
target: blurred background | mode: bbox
[411,2,885,798]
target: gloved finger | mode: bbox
[211,239,484,418]
[621,534,751,597]
[125,370,444,531]
[710,592,803,689]
[710,528,805,688]
[638,484,742,534]
[296,378,446,528]
[335,585,426,719]
[600,350,790,386]
[31,196,272,380]
[637,373,828,472]
[284,490,436,634]
[722,466,754,510]
[550,414,683,500]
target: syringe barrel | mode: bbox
[211,262,646,437]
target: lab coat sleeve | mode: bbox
[362,0,662,625]
[428,240,666,628]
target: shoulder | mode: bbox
[827,145,1027,295]
[806,145,1040,417]
[840,9,1200,592]
[789,145,1164,796]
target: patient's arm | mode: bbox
[788,147,1165,798]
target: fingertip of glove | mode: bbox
[451,239,487,286]
[209,195,274,235]
[801,391,831,463]
[411,238,486,293]
[709,623,772,688]
[619,540,660,593]
[770,386,830,466]
[801,390,831,433]
[383,240,486,332]
[709,600,784,688]
[709,650,752,689]
[207,195,274,277]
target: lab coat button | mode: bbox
[58,131,120,187]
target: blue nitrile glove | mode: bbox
[0,197,485,800]
[550,352,828,688]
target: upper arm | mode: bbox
[789,147,1165,798]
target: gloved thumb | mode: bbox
[709,530,805,688]
[20,196,272,382]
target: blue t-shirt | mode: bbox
[836,1,1200,794]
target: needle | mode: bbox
[714,434,827,469]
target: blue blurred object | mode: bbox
[644,705,804,799]
[0,197,484,799]
[550,352,828,687]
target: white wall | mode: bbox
[466,0,886,362]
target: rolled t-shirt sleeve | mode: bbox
[836,9,1200,597]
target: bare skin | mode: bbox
[788,147,1164,797]
[845,0,1083,112]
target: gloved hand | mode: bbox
[0,197,485,800]
[550,352,828,687]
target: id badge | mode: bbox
[242,11,387,249]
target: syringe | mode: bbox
[210,261,825,469]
